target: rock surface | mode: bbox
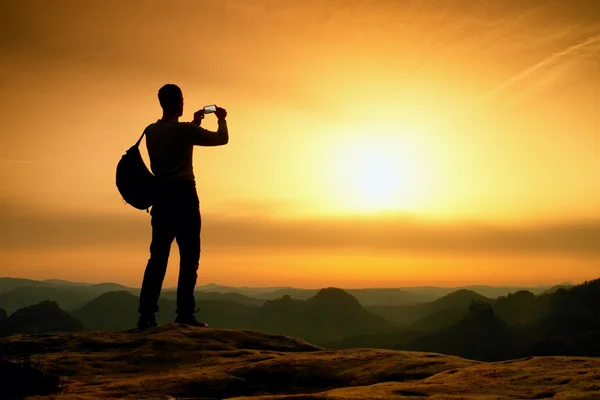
[1,324,598,399]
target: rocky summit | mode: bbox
[1,324,599,399]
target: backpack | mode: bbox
[116,128,156,212]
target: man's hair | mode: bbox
[158,84,183,113]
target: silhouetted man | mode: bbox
[137,84,229,329]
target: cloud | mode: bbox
[485,33,600,101]
[0,200,599,258]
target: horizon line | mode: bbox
[1,276,579,291]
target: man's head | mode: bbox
[158,84,183,116]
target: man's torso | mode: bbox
[145,120,195,182]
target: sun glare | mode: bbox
[328,135,427,213]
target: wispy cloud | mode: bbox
[485,32,600,101]
[1,201,599,258]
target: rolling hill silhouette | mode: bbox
[254,288,395,344]
[494,290,552,325]
[346,288,429,305]
[408,285,599,361]
[242,287,430,305]
[0,301,83,337]
[71,291,177,331]
[329,279,600,361]
[70,290,139,330]
[409,306,469,332]
[194,283,293,296]
[87,282,137,293]
[0,278,564,308]
[71,291,259,331]
[256,294,305,334]
[253,288,320,301]
[42,279,90,286]
[327,300,519,360]
[409,300,513,361]
[531,281,600,357]
[190,299,259,328]
[161,290,266,307]
[372,285,556,301]
[0,285,95,313]
[0,278,598,366]
[541,284,574,295]
[66,288,394,344]
[0,278,50,294]
[367,289,490,327]
[0,279,140,314]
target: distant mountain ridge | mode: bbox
[42,279,90,286]
[0,300,83,337]
[540,284,574,295]
[366,289,490,328]
[0,278,598,363]
[0,286,95,313]
[161,290,266,307]
[255,288,394,343]
[67,288,395,345]
[329,279,600,361]
[0,278,569,307]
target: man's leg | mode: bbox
[138,210,175,322]
[174,205,201,322]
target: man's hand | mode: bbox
[193,110,205,126]
[215,107,227,120]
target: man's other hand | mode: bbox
[215,107,227,120]
[193,110,205,125]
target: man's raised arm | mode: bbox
[186,107,229,146]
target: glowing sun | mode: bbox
[329,137,426,213]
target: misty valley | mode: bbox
[1,277,599,399]
[1,277,598,361]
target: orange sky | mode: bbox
[0,0,599,288]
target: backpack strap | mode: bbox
[134,131,145,147]
[137,124,154,214]
[134,129,146,147]
[134,124,154,147]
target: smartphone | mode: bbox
[203,105,217,114]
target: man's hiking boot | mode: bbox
[175,315,208,327]
[137,314,158,329]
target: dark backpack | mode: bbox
[116,128,156,211]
